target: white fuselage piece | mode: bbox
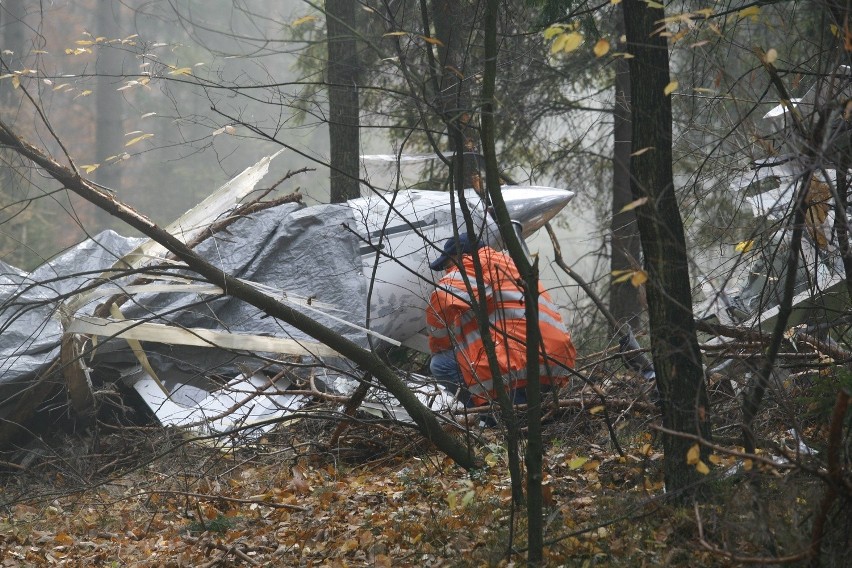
[345,186,575,351]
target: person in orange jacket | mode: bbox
[426,233,577,407]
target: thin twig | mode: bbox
[147,489,307,511]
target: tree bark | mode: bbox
[481,2,547,562]
[622,0,712,497]
[326,0,361,203]
[95,4,125,220]
[432,0,481,192]
[0,0,27,106]
[609,31,642,332]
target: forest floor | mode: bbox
[0,382,847,567]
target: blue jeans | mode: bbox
[430,350,470,405]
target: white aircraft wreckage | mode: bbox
[697,72,852,382]
[0,151,575,447]
[697,161,847,332]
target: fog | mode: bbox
[0,0,601,327]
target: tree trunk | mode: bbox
[481,2,543,562]
[0,0,27,106]
[0,0,31,266]
[326,0,361,203]
[622,0,712,496]
[95,3,125,219]
[609,32,642,332]
[432,0,481,192]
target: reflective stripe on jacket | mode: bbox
[427,246,577,405]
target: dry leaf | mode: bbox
[291,465,311,494]
[630,270,648,287]
[125,133,153,147]
[420,35,444,46]
[739,6,760,19]
[543,26,565,41]
[764,48,778,64]
[735,240,753,253]
[686,443,700,465]
[561,32,584,53]
[291,15,317,26]
[618,197,648,213]
[54,532,75,546]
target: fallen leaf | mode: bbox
[291,465,311,495]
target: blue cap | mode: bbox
[429,233,482,270]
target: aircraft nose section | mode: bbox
[499,186,575,236]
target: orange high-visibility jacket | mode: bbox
[427,246,577,405]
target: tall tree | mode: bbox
[0,0,37,267]
[622,0,712,496]
[609,30,642,332]
[326,0,361,203]
[0,0,27,107]
[94,3,125,221]
[432,0,482,192]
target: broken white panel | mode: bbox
[743,270,847,332]
[763,97,805,120]
[323,369,464,423]
[126,369,307,438]
[123,149,287,266]
[64,150,284,316]
[358,385,463,423]
[68,314,341,358]
[360,154,443,163]
[787,428,818,456]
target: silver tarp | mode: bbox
[0,202,368,416]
